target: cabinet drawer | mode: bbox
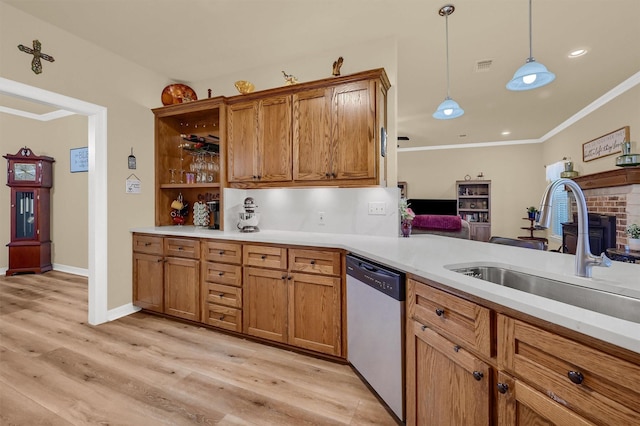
[243,244,287,269]
[409,278,491,357]
[204,283,242,309]
[498,314,640,425]
[202,262,242,287]
[132,234,163,255]
[289,248,341,276]
[202,241,242,264]
[203,304,242,332]
[165,237,200,259]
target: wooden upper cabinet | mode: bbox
[258,95,292,182]
[227,101,258,182]
[331,80,376,181]
[293,87,332,181]
[227,95,292,183]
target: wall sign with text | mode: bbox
[70,147,88,172]
[582,126,630,162]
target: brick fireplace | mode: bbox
[572,168,640,249]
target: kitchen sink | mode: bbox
[449,265,640,324]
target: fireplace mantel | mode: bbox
[573,168,640,190]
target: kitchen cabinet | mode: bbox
[497,314,640,425]
[457,180,491,242]
[243,244,343,356]
[132,234,200,321]
[152,99,226,227]
[227,95,292,184]
[201,241,243,332]
[293,80,379,184]
[406,277,493,425]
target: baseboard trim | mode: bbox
[53,264,89,277]
[0,267,7,275]
[108,303,141,321]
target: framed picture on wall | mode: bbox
[398,181,408,199]
[70,147,89,173]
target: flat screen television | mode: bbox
[407,199,458,216]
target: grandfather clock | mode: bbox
[4,147,55,275]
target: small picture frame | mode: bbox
[398,181,408,199]
[70,147,88,173]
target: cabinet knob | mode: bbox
[421,325,427,331]
[282,275,288,280]
[435,308,445,317]
[219,293,225,298]
[219,315,225,321]
[218,272,224,276]
[325,173,330,178]
[288,275,292,280]
[157,258,163,263]
[219,250,225,255]
[177,247,183,251]
[261,255,266,260]
[310,259,316,265]
[472,371,484,381]
[144,242,152,246]
[567,371,584,385]
[497,383,509,394]
[331,172,337,178]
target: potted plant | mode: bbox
[526,206,539,221]
[399,198,415,237]
[626,223,640,251]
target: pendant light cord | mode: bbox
[445,11,451,98]
[528,0,534,61]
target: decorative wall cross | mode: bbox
[18,40,55,74]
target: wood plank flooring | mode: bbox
[0,271,397,425]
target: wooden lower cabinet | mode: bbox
[164,256,200,321]
[288,272,341,356]
[243,266,288,343]
[132,252,164,313]
[406,319,491,425]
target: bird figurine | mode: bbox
[332,56,344,76]
[282,70,298,85]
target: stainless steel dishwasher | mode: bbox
[346,254,405,422]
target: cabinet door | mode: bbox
[227,101,258,182]
[288,273,341,356]
[331,80,376,180]
[164,257,200,321]
[243,267,288,343]
[258,95,292,182]
[406,320,491,426]
[496,372,594,426]
[133,252,164,313]
[471,223,491,242]
[292,88,332,181]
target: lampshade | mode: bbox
[507,0,555,92]
[433,5,464,120]
[506,59,556,91]
[433,97,464,119]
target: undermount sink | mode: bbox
[449,265,640,324]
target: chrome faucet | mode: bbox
[536,178,611,278]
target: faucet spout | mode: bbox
[536,178,611,278]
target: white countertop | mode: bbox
[132,226,640,354]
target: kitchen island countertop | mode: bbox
[132,226,640,354]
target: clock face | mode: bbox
[14,163,37,181]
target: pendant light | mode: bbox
[507,0,555,91]
[433,4,464,120]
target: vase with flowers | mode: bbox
[400,198,415,237]
[626,223,640,251]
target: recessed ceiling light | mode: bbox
[501,131,511,136]
[568,49,587,58]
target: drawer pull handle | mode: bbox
[219,250,225,255]
[157,258,164,263]
[568,371,584,385]
[144,242,152,246]
[453,345,460,352]
[261,255,266,260]
[219,315,225,321]
[310,259,316,265]
[219,293,225,298]
[435,308,445,317]
[282,275,288,280]
[218,272,224,276]
[497,383,509,394]
[472,371,483,381]
[177,247,183,251]
[421,325,427,331]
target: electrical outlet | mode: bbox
[368,202,386,215]
[318,211,325,225]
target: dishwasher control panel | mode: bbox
[346,254,405,301]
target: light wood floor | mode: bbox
[0,271,397,425]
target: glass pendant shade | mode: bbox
[433,97,464,119]
[506,59,556,91]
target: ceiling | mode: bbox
[4,0,640,148]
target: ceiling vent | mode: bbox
[475,59,493,72]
